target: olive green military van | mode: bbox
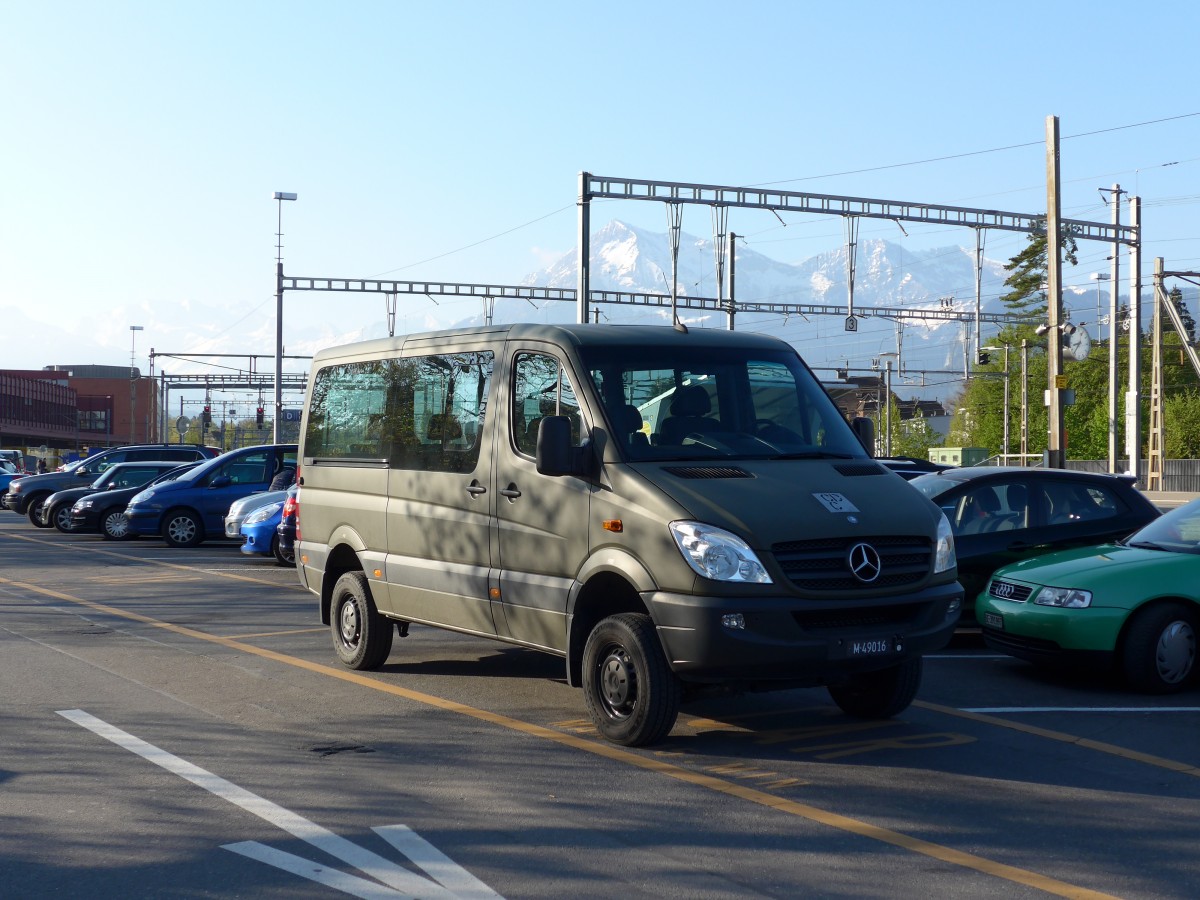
[296,324,961,746]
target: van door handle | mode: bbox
[466,482,487,497]
[499,484,522,500]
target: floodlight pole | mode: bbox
[273,191,297,443]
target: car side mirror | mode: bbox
[536,415,592,477]
[210,474,232,488]
[851,417,875,456]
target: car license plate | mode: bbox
[984,612,1004,630]
[847,636,894,657]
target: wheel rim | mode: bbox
[104,512,128,538]
[597,644,637,720]
[167,515,196,544]
[1156,620,1196,685]
[54,507,71,531]
[338,599,361,650]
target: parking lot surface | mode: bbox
[3,517,1200,898]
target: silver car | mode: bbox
[223,490,287,539]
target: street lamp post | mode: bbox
[129,325,143,443]
[273,191,298,444]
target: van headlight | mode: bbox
[669,521,772,584]
[934,513,956,574]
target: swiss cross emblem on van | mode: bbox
[813,492,859,513]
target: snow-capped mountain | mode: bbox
[451,220,1031,397]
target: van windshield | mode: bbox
[582,345,868,462]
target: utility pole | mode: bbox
[1044,115,1067,469]
[1020,339,1029,462]
[726,232,737,331]
[1126,196,1142,481]
[1105,184,1124,473]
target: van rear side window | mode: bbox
[305,352,494,472]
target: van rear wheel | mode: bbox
[331,571,393,670]
[828,656,922,719]
[582,613,680,747]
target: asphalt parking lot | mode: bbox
[3,516,1200,899]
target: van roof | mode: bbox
[311,323,791,363]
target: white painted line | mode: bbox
[57,709,458,899]
[963,707,1200,714]
[375,825,501,900]
[223,841,405,899]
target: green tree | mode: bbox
[1166,286,1196,343]
[1000,219,1079,322]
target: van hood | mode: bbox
[630,458,942,547]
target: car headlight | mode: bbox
[934,513,956,574]
[75,499,95,510]
[669,521,772,584]
[243,502,283,526]
[1035,586,1092,608]
[129,489,151,505]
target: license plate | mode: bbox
[984,612,1004,630]
[847,636,894,657]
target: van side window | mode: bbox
[392,352,493,473]
[512,353,583,457]
[305,361,393,460]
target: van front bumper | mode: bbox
[646,580,962,684]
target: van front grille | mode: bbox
[772,535,932,592]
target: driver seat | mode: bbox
[657,385,718,445]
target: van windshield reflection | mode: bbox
[582,346,868,462]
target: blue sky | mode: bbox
[3,1,1198,391]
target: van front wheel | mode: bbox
[331,571,393,670]
[582,613,680,747]
[828,656,922,719]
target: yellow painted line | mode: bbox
[0,572,1119,900]
[915,700,1200,777]
[229,627,327,640]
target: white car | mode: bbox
[223,490,287,539]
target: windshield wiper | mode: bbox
[1124,539,1171,551]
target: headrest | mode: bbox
[616,404,643,433]
[669,384,711,417]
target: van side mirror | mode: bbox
[209,474,232,488]
[535,415,591,477]
[851,417,875,456]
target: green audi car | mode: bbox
[979,497,1200,693]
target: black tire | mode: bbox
[582,613,681,747]
[50,502,74,533]
[272,534,295,567]
[27,495,51,528]
[162,508,203,548]
[828,656,923,719]
[100,507,131,540]
[1121,602,1198,693]
[331,571,393,670]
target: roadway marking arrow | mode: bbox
[59,709,501,899]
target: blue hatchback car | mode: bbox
[125,444,297,547]
[239,495,286,563]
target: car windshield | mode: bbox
[908,473,964,500]
[1122,499,1200,554]
[581,344,868,462]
